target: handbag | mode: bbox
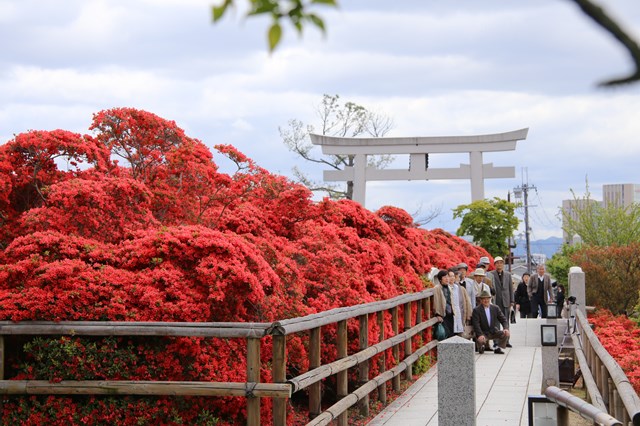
[462,324,474,340]
[510,308,516,324]
[434,322,447,341]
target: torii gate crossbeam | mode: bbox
[309,128,529,205]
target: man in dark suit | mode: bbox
[471,290,510,354]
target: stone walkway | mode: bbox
[368,318,549,426]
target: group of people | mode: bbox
[431,257,563,355]
[432,256,513,354]
[514,264,565,319]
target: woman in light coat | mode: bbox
[434,269,472,338]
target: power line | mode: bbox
[533,188,562,229]
[513,174,536,274]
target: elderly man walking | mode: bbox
[528,263,553,318]
[472,290,510,354]
[487,257,514,321]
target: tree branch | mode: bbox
[571,0,640,86]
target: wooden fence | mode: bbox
[0,289,436,425]
[572,307,640,426]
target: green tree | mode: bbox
[562,185,640,246]
[211,0,640,86]
[546,243,580,287]
[452,198,519,257]
[279,94,394,200]
[557,184,640,312]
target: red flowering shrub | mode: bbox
[20,177,159,243]
[0,108,490,424]
[589,310,640,393]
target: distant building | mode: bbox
[561,198,601,245]
[602,183,640,209]
[561,183,640,245]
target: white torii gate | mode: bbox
[309,128,528,206]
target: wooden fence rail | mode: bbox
[0,289,436,425]
[574,309,640,425]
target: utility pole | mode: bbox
[514,177,536,273]
[506,191,517,273]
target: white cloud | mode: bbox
[2,0,640,241]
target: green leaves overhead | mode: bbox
[268,22,282,51]
[211,0,232,22]
[211,0,337,51]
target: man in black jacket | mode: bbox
[471,290,510,354]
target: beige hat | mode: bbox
[494,256,504,263]
[472,268,486,277]
[478,290,492,299]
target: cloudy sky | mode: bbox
[2,0,640,244]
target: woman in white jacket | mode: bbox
[433,269,472,337]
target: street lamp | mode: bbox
[541,324,557,346]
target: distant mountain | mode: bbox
[512,236,563,260]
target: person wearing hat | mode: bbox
[471,268,491,307]
[487,256,514,347]
[471,290,510,354]
[476,256,495,297]
[477,256,490,267]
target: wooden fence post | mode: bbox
[403,302,413,380]
[377,311,387,405]
[309,327,321,419]
[337,320,348,426]
[0,335,4,419]
[424,297,432,358]
[247,337,260,426]
[557,405,569,426]
[595,358,602,390]
[601,365,609,407]
[415,300,423,346]
[391,306,400,392]
[613,389,622,421]
[0,336,4,380]
[272,335,287,426]
[358,314,369,417]
[607,378,614,415]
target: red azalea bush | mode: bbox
[589,310,640,393]
[0,108,489,424]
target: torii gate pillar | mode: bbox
[310,128,528,206]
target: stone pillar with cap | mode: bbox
[568,266,585,317]
[438,336,476,426]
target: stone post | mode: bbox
[541,345,560,392]
[438,336,476,426]
[568,266,586,317]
